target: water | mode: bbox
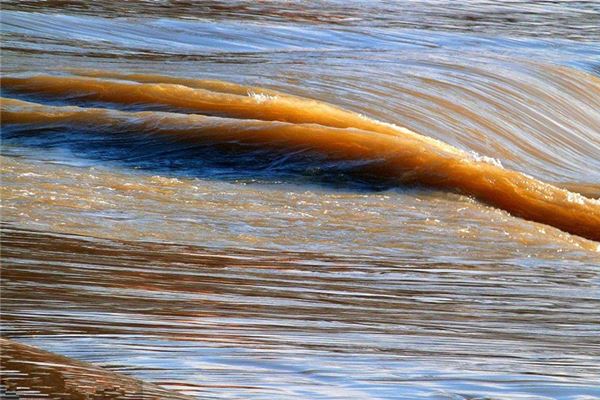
[1,1,600,399]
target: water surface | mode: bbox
[1,1,600,399]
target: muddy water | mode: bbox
[1,1,600,399]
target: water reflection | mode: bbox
[2,226,599,398]
[3,1,599,41]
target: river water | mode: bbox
[1,1,600,399]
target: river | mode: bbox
[1,1,599,399]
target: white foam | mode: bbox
[563,189,600,206]
[469,151,503,168]
[247,90,278,104]
[566,191,586,205]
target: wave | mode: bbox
[1,73,599,241]
[0,73,461,154]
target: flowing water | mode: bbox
[1,1,600,399]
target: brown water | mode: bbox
[1,1,600,399]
